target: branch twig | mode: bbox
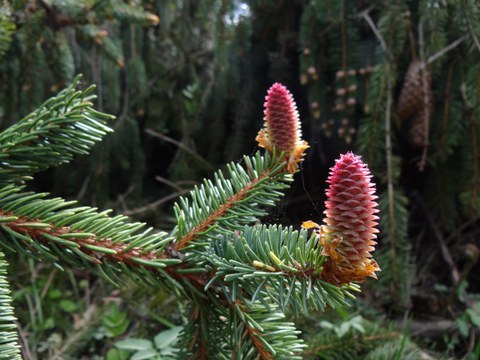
[123,190,190,216]
[424,36,466,66]
[418,197,460,285]
[145,128,213,171]
[173,171,269,251]
[359,9,392,59]
[232,301,272,360]
[418,22,430,172]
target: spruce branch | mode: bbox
[37,0,84,29]
[0,251,21,359]
[0,13,15,60]
[229,301,304,360]
[177,301,230,359]
[172,150,293,251]
[0,75,114,185]
[0,79,382,358]
[109,1,159,26]
[207,225,356,315]
[0,185,183,289]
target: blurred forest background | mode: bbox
[1,0,480,358]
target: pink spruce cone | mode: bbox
[256,83,309,173]
[304,152,380,285]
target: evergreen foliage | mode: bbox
[0,78,380,358]
[0,251,21,359]
[0,11,15,59]
[1,0,480,358]
[0,75,113,185]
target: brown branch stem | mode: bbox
[425,36,466,66]
[2,211,165,266]
[418,22,430,172]
[232,301,272,360]
[173,170,271,251]
[188,305,208,360]
[1,209,218,293]
[360,9,392,59]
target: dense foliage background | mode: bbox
[1,0,480,358]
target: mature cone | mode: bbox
[303,152,380,285]
[409,87,434,149]
[397,61,431,121]
[256,83,309,173]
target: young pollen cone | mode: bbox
[256,83,309,173]
[303,152,380,285]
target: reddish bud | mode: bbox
[256,83,309,173]
[303,152,380,285]
[322,152,380,283]
[262,83,300,153]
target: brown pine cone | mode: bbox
[409,88,434,148]
[397,61,432,121]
